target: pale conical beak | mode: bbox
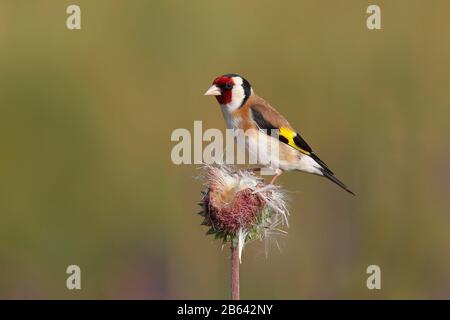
[204,85,221,96]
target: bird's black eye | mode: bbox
[224,83,233,90]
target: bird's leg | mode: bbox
[269,170,282,185]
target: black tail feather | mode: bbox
[321,169,355,195]
[310,152,333,174]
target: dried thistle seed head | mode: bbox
[197,165,290,261]
[205,187,265,234]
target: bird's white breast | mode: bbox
[220,105,241,129]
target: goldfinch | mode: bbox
[204,73,354,195]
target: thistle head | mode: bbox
[198,165,289,261]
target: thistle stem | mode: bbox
[230,244,240,300]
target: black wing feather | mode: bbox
[251,108,277,131]
[293,133,312,153]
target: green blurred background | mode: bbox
[1,0,449,299]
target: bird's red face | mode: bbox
[205,76,235,105]
[204,74,252,110]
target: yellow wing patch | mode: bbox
[279,127,311,155]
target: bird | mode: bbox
[204,73,354,195]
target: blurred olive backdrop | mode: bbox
[1,0,449,299]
